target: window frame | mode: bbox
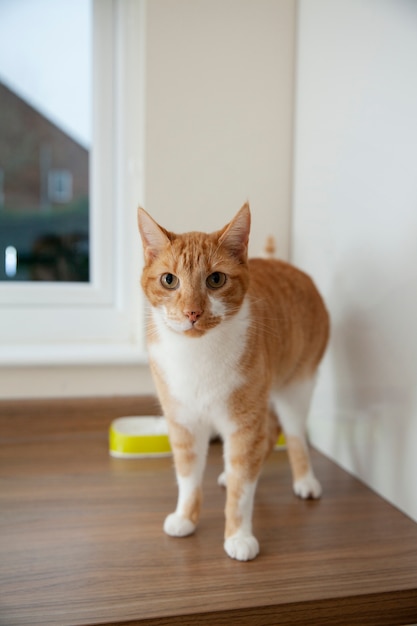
[0,0,147,365]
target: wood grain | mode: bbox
[1,397,417,625]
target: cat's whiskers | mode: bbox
[226,299,287,329]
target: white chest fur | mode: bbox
[149,299,250,427]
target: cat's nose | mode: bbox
[184,309,203,323]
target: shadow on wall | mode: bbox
[328,246,417,514]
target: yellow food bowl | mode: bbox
[109,416,285,458]
[109,416,172,458]
[275,432,286,449]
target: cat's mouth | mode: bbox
[171,320,206,336]
[184,324,206,337]
[166,316,221,336]
[164,316,200,334]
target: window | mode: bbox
[0,0,91,285]
[0,0,146,364]
[0,168,4,206]
[48,170,73,204]
[5,246,17,278]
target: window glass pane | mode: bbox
[0,0,91,282]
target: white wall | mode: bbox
[293,0,417,522]
[0,364,155,399]
[145,0,295,257]
[0,0,296,398]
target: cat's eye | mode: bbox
[206,272,227,289]
[160,273,180,290]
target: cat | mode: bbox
[137,203,329,561]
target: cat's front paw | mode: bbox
[294,473,322,499]
[164,513,196,537]
[224,531,259,561]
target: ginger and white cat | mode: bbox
[137,203,329,561]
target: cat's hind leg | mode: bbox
[271,376,322,499]
[217,471,227,488]
[164,419,210,537]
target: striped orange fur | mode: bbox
[137,203,329,561]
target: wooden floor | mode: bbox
[1,397,417,626]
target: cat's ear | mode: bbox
[218,202,251,262]
[137,207,170,262]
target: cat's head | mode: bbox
[137,204,251,337]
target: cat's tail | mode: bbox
[262,235,277,258]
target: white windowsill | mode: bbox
[0,343,149,367]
